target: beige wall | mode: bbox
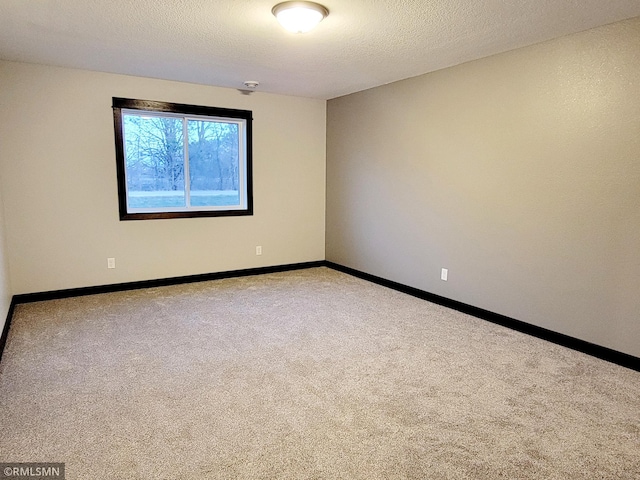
[0,179,12,334]
[327,18,640,357]
[0,61,326,294]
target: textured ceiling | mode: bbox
[1,1,639,99]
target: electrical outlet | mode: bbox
[256,246,262,256]
[441,268,448,281]
[107,258,116,269]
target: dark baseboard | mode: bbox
[325,261,640,373]
[0,298,17,365]
[13,260,326,305]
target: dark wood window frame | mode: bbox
[112,97,253,220]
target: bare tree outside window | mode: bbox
[113,98,252,220]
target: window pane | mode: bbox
[123,114,185,209]
[113,97,252,220]
[187,119,240,207]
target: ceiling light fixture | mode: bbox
[272,1,329,34]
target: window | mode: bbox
[112,98,253,220]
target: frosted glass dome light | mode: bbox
[272,2,329,33]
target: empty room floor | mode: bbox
[1,267,638,479]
